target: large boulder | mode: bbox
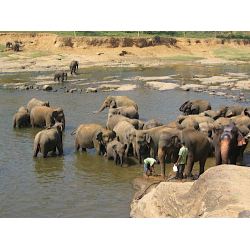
[130,165,250,218]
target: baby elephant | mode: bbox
[70,60,78,75]
[33,123,63,158]
[108,106,139,119]
[106,140,127,166]
[54,71,67,83]
[13,106,30,128]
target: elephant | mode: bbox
[30,106,65,130]
[12,42,19,52]
[242,106,250,117]
[135,125,173,163]
[106,114,138,131]
[33,123,63,158]
[199,110,218,118]
[6,42,12,48]
[93,95,138,114]
[72,124,116,155]
[230,115,250,129]
[13,107,30,128]
[178,117,199,130]
[27,98,50,113]
[179,100,211,115]
[158,128,210,180]
[143,119,163,130]
[177,114,214,125]
[108,106,139,119]
[113,121,137,157]
[106,140,127,166]
[70,60,78,75]
[199,121,215,138]
[213,117,231,127]
[54,71,67,83]
[212,123,246,165]
[213,105,245,119]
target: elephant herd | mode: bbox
[6,41,20,51]
[12,95,250,181]
[54,60,79,83]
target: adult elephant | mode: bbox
[13,107,30,128]
[106,114,138,131]
[108,106,139,119]
[6,42,12,48]
[143,119,163,130]
[113,121,137,157]
[199,121,215,138]
[33,123,63,158]
[179,100,211,115]
[135,125,173,163]
[230,115,250,129]
[213,123,246,165]
[213,117,231,127]
[93,95,138,114]
[70,60,78,75]
[106,140,127,166]
[27,98,50,113]
[158,128,210,180]
[30,106,65,130]
[12,42,19,51]
[72,124,116,155]
[213,105,245,119]
[54,71,67,83]
[177,114,214,125]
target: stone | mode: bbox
[86,87,98,93]
[42,85,53,91]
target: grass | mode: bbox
[0,44,6,50]
[0,52,15,57]
[159,55,203,61]
[8,57,19,61]
[213,47,250,61]
[28,52,54,58]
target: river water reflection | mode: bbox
[0,64,249,217]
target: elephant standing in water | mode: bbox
[13,107,30,128]
[27,98,50,113]
[106,140,127,166]
[158,128,210,180]
[93,95,138,114]
[54,71,67,83]
[212,123,246,165]
[72,124,116,155]
[106,115,139,131]
[213,105,245,119]
[33,123,63,158]
[179,100,211,115]
[108,106,139,119]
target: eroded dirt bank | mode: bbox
[130,165,250,218]
[0,33,249,74]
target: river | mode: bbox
[0,63,249,217]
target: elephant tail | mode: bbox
[71,129,77,135]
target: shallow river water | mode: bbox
[0,64,249,217]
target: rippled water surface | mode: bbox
[0,64,249,217]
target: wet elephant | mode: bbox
[230,115,250,129]
[106,114,138,131]
[113,121,137,157]
[106,140,127,166]
[158,128,210,180]
[54,71,67,83]
[93,95,138,114]
[212,123,246,165]
[143,119,163,130]
[33,123,63,158]
[213,105,245,119]
[70,60,78,75]
[108,106,139,119]
[72,124,116,155]
[30,106,65,130]
[13,107,30,128]
[27,98,50,113]
[242,106,250,117]
[179,100,211,115]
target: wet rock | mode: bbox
[69,88,77,93]
[145,81,179,91]
[181,86,190,91]
[19,85,30,90]
[215,92,226,96]
[86,87,97,93]
[42,85,53,91]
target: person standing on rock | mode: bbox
[175,141,188,182]
[144,158,158,179]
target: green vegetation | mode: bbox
[0,31,249,39]
[0,44,6,50]
[164,55,203,60]
[213,47,250,61]
[0,52,14,57]
[8,57,19,61]
[28,52,53,58]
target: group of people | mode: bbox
[144,140,188,182]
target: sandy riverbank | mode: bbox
[0,33,249,73]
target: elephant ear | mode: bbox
[110,100,116,108]
[171,135,179,147]
[145,134,151,143]
[96,132,103,142]
[225,108,234,117]
[179,101,189,111]
[237,130,246,146]
[52,111,58,119]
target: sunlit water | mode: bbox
[0,64,249,217]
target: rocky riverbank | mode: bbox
[130,165,250,218]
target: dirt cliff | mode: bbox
[130,165,250,218]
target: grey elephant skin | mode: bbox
[70,60,78,74]
[54,71,67,83]
[72,124,116,155]
[213,105,245,119]
[30,106,65,130]
[12,42,19,51]
[13,106,30,128]
[212,123,246,165]
[143,119,163,130]
[108,106,139,119]
[113,121,137,157]
[33,123,63,158]
[179,100,211,115]
[158,128,210,180]
[106,114,139,131]
[27,98,50,113]
[93,95,138,114]
[106,140,127,166]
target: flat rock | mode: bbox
[145,81,179,91]
[42,85,53,91]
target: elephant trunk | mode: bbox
[93,102,107,114]
[61,117,65,130]
[119,154,123,166]
[179,101,189,112]
[158,148,166,180]
[221,139,230,164]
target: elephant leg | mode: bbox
[124,144,129,157]
[185,154,194,178]
[199,158,207,176]
[114,153,118,165]
[215,150,222,165]
[75,140,80,152]
[158,148,166,181]
[33,145,39,157]
[94,141,101,155]
[57,143,63,155]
